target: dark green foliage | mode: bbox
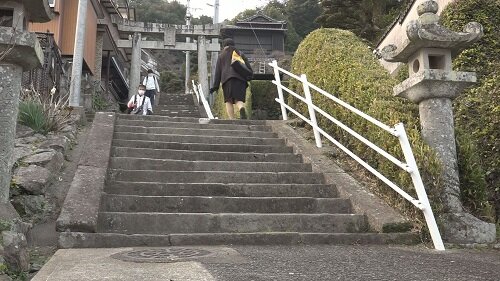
[286,0,322,38]
[129,0,186,24]
[18,101,49,134]
[250,81,283,120]
[290,28,443,230]
[159,70,183,94]
[441,0,499,223]
[316,0,406,43]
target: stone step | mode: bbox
[101,195,352,214]
[112,139,293,153]
[114,125,277,138]
[115,119,272,132]
[105,182,338,198]
[109,170,325,184]
[111,147,302,163]
[155,105,196,109]
[113,132,285,146]
[117,114,267,125]
[97,213,368,234]
[60,232,420,248]
[109,157,312,173]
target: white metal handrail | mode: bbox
[192,80,215,119]
[269,60,445,250]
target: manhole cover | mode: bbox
[111,248,212,263]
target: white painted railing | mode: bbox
[192,80,215,119]
[269,60,445,251]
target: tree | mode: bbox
[316,0,405,43]
[285,0,321,38]
[129,0,186,24]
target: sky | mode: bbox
[176,0,276,23]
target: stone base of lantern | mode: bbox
[440,212,496,244]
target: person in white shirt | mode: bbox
[142,69,160,106]
[127,85,153,115]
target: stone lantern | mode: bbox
[0,0,53,218]
[380,0,495,244]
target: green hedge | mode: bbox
[290,28,444,230]
[441,0,499,222]
[251,80,283,120]
[212,84,253,119]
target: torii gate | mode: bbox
[110,15,220,99]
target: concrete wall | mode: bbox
[377,0,456,75]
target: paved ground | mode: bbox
[33,245,499,281]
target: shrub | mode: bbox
[18,101,48,134]
[18,88,72,135]
[289,28,443,231]
[212,84,252,120]
[251,80,283,120]
[441,0,499,222]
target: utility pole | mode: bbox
[209,0,220,105]
[185,0,192,95]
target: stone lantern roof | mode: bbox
[380,0,483,62]
[22,0,54,22]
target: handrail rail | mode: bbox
[192,80,215,119]
[269,60,445,251]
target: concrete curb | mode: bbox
[266,120,412,233]
[56,112,115,234]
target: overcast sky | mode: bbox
[176,0,275,23]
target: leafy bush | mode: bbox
[290,28,444,230]
[251,80,283,120]
[18,88,72,135]
[441,0,500,222]
[212,84,252,120]
[159,70,183,94]
[18,101,48,134]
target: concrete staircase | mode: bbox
[154,92,200,118]
[96,114,374,246]
[58,94,416,248]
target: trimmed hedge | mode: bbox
[212,84,253,119]
[441,0,499,222]
[290,28,444,230]
[251,80,283,120]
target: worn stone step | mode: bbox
[115,119,272,132]
[59,232,420,248]
[109,157,312,173]
[112,139,293,153]
[101,195,352,213]
[117,114,267,125]
[109,170,325,184]
[114,132,285,146]
[111,147,302,163]
[105,182,338,198]
[155,105,195,109]
[97,213,368,234]
[114,125,277,138]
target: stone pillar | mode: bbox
[128,32,142,99]
[210,38,219,105]
[185,50,191,94]
[0,65,22,204]
[381,0,496,244]
[0,0,53,217]
[419,98,462,212]
[94,31,105,88]
[69,0,89,107]
[197,35,209,99]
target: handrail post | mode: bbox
[271,60,288,120]
[301,74,322,148]
[395,123,445,251]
